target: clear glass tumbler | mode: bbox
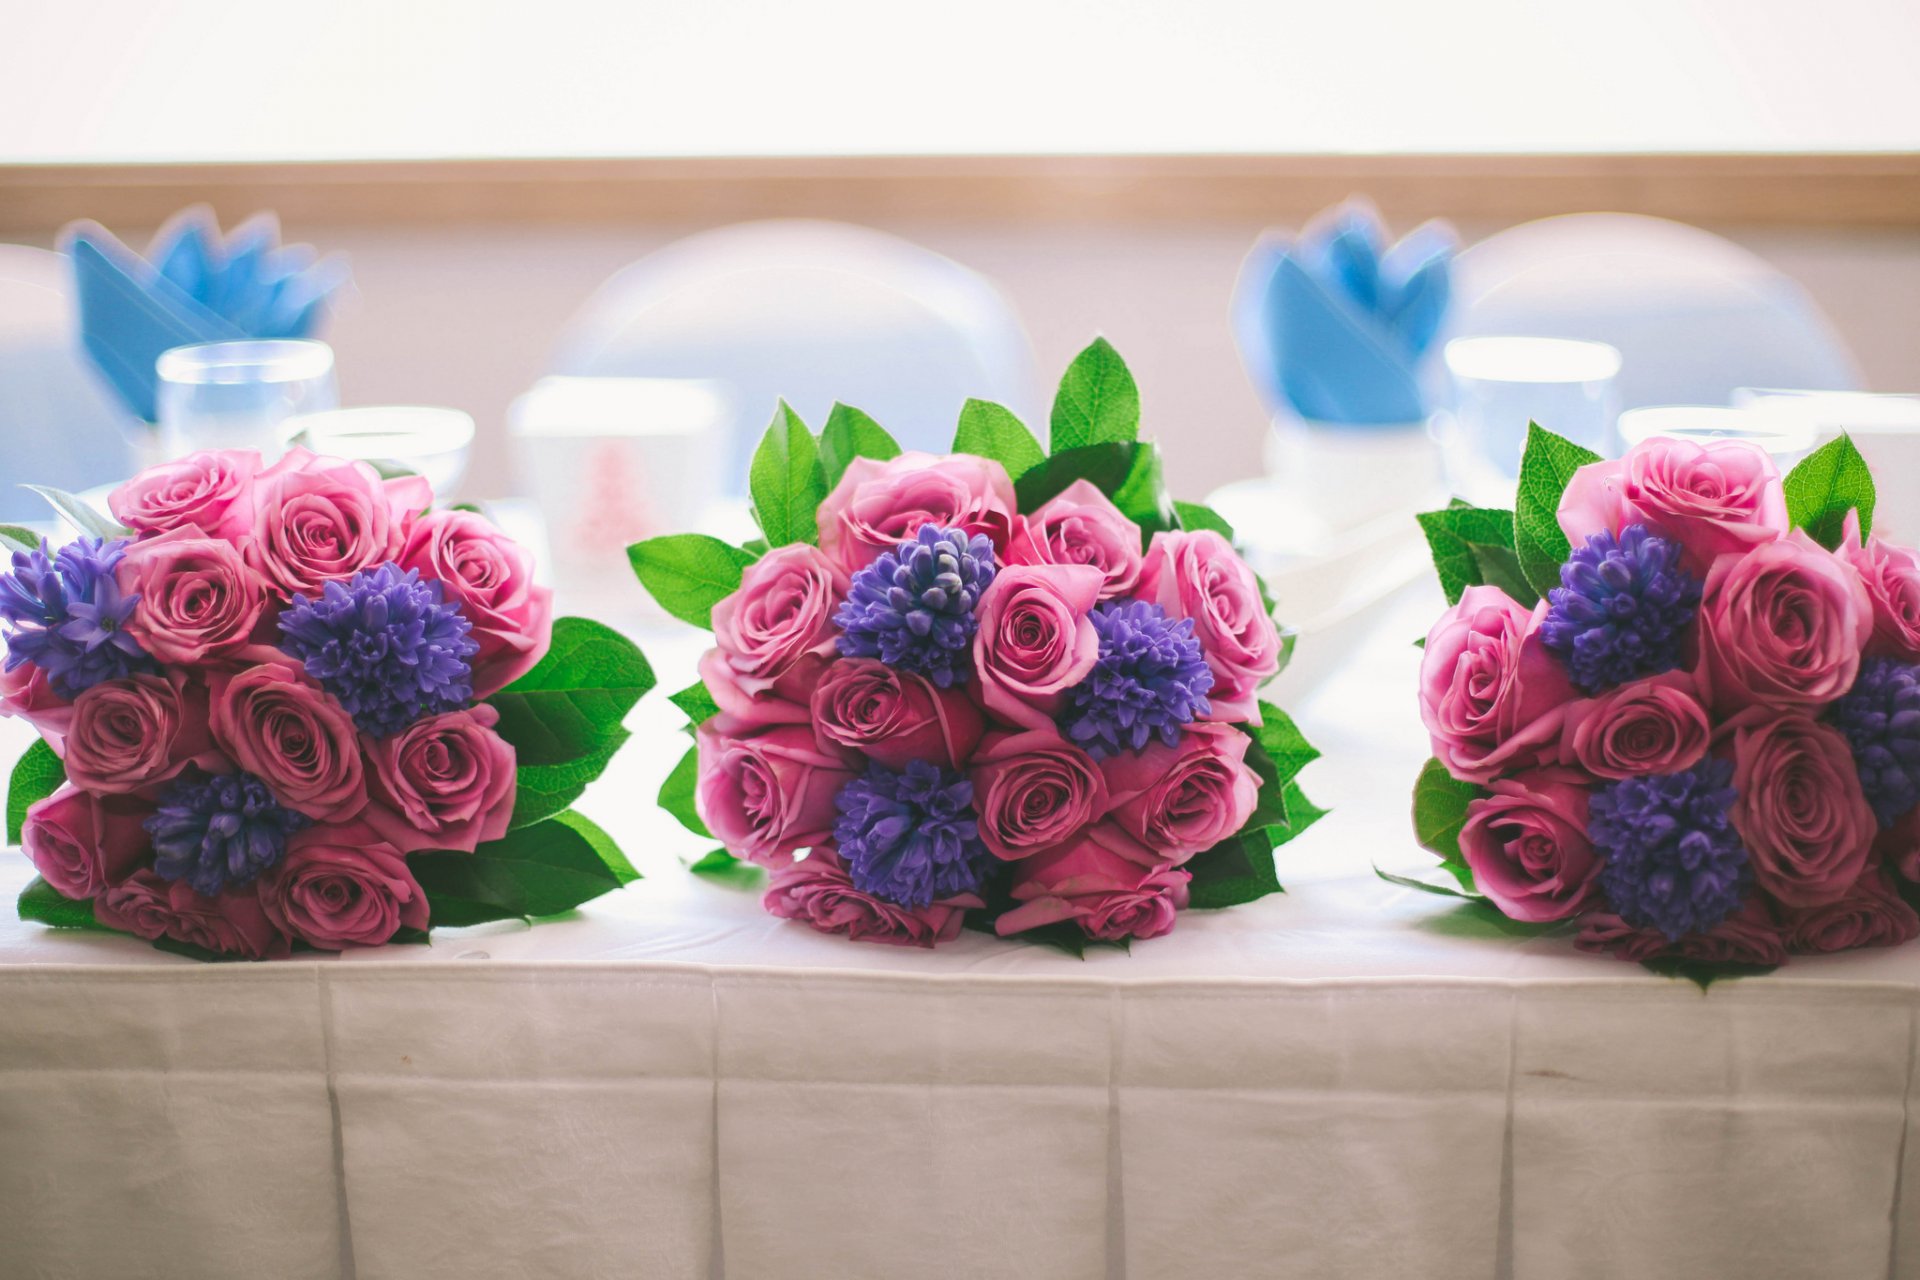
[155,340,337,461]
[1440,336,1622,500]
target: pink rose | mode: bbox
[969,728,1109,861]
[21,787,151,900]
[397,509,554,697]
[63,672,218,794]
[1576,898,1787,966]
[1004,480,1145,600]
[116,530,271,665]
[812,658,984,769]
[972,564,1102,731]
[1558,436,1787,569]
[210,663,366,821]
[1099,722,1258,863]
[246,448,432,599]
[1697,532,1872,713]
[258,824,429,950]
[816,451,1017,573]
[1841,512,1920,661]
[995,823,1190,942]
[1459,772,1601,922]
[696,724,857,867]
[1727,711,1875,908]
[1419,586,1573,784]
[705,543,847,703]
[698,651,827,737]
[362,704,517,854]
[0,661,74,745]
[1779,869,1920,953]
[763,846,980,948]
[108,449,261,541]
[1563,671,1711,779]
[94,870,290,960]
[1877,808,1920,882]
[1137,530,1282,723]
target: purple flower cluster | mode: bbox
[278,562,478,738]
[1828,656,1920,828]
[832,759,991,908]
[835,525,996,688]
[1061,600,1214,758]
[1590,759,1751,941]
[1540,525,1701,695]
[0,537,151,698]
[147,770,311,896]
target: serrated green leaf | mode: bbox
[1411,758,1484,877]
[628,533,759,629]
[1109,440,1177,537]
[410,809,636,927]
[1013,442,1174,537]
[749,401,826,546]
[23,485,129,542]
[819,403,902,488]
[17,875,105,930]
[1272,780,1328,847]
[687,847,764,890]
[953,398,1046,479]
[0,524,40,555]
[7,739,65,846]
[1184,827,1284,910]
[659,745,712,838]
[1514,424,1601,598]
[1784,432,1877,550]
[487,617,654,767]
[669,680,721,727]
[1250,702,1320,789]
[1050,337,1140,451]
[1173,501,1235,541]
[1641,956,1778,990]
[1416,505,1534,606]
[509,728,631,829]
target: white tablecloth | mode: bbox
[5,596,1920,1280]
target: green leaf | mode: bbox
[819,403,902,488]
[1272,780,1328,848]
[410,809,637,927]
[509,728,631,829]
[1784,433,1877,550]
[1173,501,1235,541]
[953,398,1046,479]
[1050,337,1140,451]
[749,401,826,546]
[1411,758,1484,882]
[23,485,129,542]
[1416,505,1536,607]
[487,617,655,767]
[1250,702,1320,789]
[659,745,712,838]
[7,739,65,846]
[1184,827,1285,910]
[1109,441,1178,537]
[1641,956,1779,990]
[669,680,722,727]
[1374,863,1483,901]
[687,848,764,890]
[1513,424,1601,598]
[17,875,105,930]
[0,524,40,555]
[1013,442,1175,537]
[628,533,759,629]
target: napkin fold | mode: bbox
[61,207,346,423]
[1233,199,1456,426]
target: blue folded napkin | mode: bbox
[61,207,346,423]
[1233,199,1455,426]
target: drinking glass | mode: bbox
[1732,389,1920,535]
[155,340,337,461]
[1440,336,1621,501]
[292,406,477,496]
[1617,404,1816,464]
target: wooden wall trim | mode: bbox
[1,153,1916,234]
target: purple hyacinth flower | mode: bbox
[1061,599,1214,758]
[1828,656,1920,828]
[148,770,310,897]
[0,536,152,698]
[1539,524,1701,695]
[835,524,996,688]
[1591,758,1751,941]
[832,759,991,908]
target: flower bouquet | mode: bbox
[631,339,1322,951]
[1,450,652,959]
[1403,424,1920,976]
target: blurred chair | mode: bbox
[549,220,1037,486]
[0,245,137,523]
[1449,213,1861,411]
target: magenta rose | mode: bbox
[258,824,429,950]
[63,672,218,794]
[1099,721,1258,863]
[95,870,290,960]
[1841,511,1920,661]
[973,564,1102,731]
[1136,530,1281,723]
[1458,772,1600,923]
[397,509,554,697]
[210,662,366,821]
[1558,436,1787,569]
[698,652,825,737]
[0,662,73,745]
[21,787,151,900]
[1779,868,1920,954]
[246,447,433,599]
[763,846,980,948]
[1696,531,1872,712]
[116,529,271,665]
[968,728,1109,861]
[812,658,984,769]
[696,724,856,867]
[108,448,261,540]
[1727,711,1875,908]
[1562,671,1711,780]
[995,823,1190,942]
[1877,808,1920,882]
[362,704,517,854]
[816,451,1017,572]
[1577,898,1787,966]
[1419,586,1573,784]
[1003,480,1145,601]
[705,543,847,705]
